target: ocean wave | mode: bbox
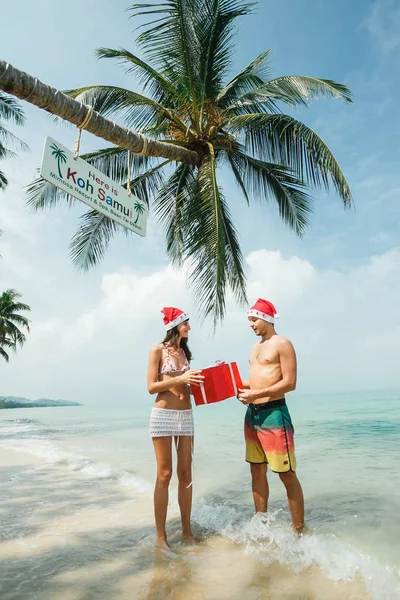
[0,424,38,435]
[1,417,40,424]
[0,438,152,494]
[192,502,400,600]
[0,425,62,440]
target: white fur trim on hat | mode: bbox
[247,309,275,324]
[165,312,189,331]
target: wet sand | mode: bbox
[0,448,373,600]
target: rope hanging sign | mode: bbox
[74,107,94,160]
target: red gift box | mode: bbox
[191,362,243,406]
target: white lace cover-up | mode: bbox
[149,407,194,437]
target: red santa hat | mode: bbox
[247,298,280,324]
[161,306,189,331]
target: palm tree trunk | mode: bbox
[57,158,63,179]
[0,59,198,165]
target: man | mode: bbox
[238,298,305,533]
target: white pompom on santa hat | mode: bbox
[161,306,189,331]
[247,298,280,324]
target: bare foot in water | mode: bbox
[181,534,200,545]
[154,538,178,557]
[293,523,308,536]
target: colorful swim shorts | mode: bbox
[244,399,297,472]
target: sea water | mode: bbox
[0,390,399,599]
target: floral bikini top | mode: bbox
[160,345,190,375]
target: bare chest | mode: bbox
[250,343,280,367]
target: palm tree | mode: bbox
[0,289,31,362]
[26,0,352,323]
[0,91,28,190]
[50,143,67,178]
[133,200,146,224]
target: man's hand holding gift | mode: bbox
[237,388,260,405]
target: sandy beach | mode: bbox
[1,447,374,600]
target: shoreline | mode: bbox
[0,444,378,600]
[0,403,83,410]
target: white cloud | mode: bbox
[1,248,399,403]
[362,0,400,55]
[246,250,316,307]
[61,265,187,350]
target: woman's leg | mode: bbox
[152,436,173,545]
[176,436,194,540]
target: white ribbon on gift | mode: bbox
[199,361,238,404]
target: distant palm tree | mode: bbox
[133,200,146,224]
[26,0,353,323]
[0,289,31,362]
[0,91,28,190]
[50,143,67,178]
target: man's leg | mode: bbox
[279,471,305,533]
[245,406,269,513]
[250,463,269,513]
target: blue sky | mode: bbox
[1,0,399,404]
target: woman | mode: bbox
[147,306,204,549]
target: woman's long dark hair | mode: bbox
[161,321,192,362]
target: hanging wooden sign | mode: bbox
[40,137,147,236]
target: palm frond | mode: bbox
[0,91,25,125]
[69,158,169,269]
[0,344,11,362]
[154,148,247,323]
[259,76,353,106]
[0,145,16,161]
[26,176,78,212]
[127,159,170,207]
[225,153,250,204]
[2,322,27,346]
[0,125,29,152]
[4,301,31,314]
[0,170,7,189]
[225,76,352,114]
[198,0,254,103]
[64,85,186,132]
[186,147,247,323]
[69,209,125,270]
[0,289,29,305]
[217,49,272,107]
[0,337,15,348]
[226,150,313,235]
[96,47,180,105]
[130,0,203,119]
[4,313,31,326]
[229,113,352,205]
[153,163,196,265]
